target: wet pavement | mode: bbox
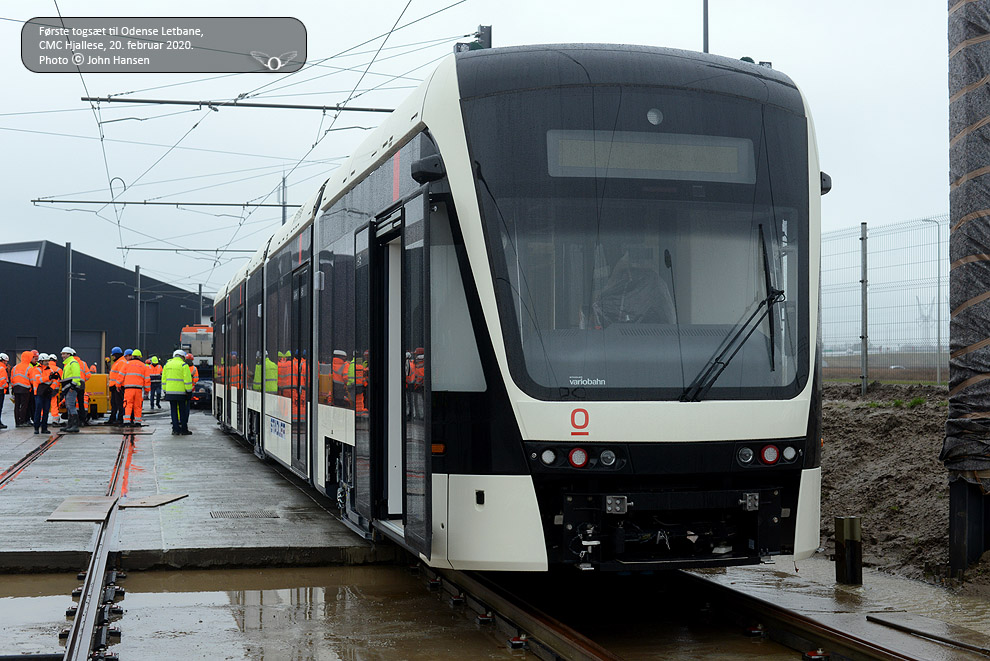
[696,553,990,660]
[0,404,397,572]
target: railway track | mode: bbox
[0,432,61,490]
[59,431,133,661]
[419,565,990,660]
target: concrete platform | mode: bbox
[0,403,398,572]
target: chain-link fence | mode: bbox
[821,214,949,384]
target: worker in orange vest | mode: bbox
[355,350,369,417]
[185,354,199,387]
[0,352,8,429]
[33,353,59,435]
[121,349,150,426]
[45,353,62,427]
[331,350,349,407]
[148,356,163,409]
[105,347,126,425]
[11,351,35,427]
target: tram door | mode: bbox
[370,192,431,558]
[290,265,311,474]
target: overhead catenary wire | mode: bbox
[80,97,396,113]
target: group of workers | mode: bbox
[106,347,199,435]
[0,346,200,436]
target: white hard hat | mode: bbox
[61,346,76,355]
[38,353,49,361]
[0,353,8,361]
[173,349,186,358]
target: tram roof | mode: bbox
[454,43,804,114]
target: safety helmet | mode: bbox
[32,349,39,358]
[173,349,186,358]
[151,357,159,365]
[38,353,48,361]
[186,353,194,360]
[0,353,7,361]
[111,346,122,355]
[132,349,143,358]
[124,349,133,356]
[61,346,76,355]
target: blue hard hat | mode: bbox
[111,346,122,355]
[124,349,133,356]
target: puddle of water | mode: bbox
[116,566,523,660]
[0,573,78,655]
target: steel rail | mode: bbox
[0,433,60,489]
[680,571,921,661]
[62,434,131,661]
[430,568,622,661]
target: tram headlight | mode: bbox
[782,446,798,462]
[599,449,617,467]
[540,449,557,465]
[568,448,589,468]
[737,447,754,464]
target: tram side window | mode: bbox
[265,255,281,393]
[214,300,225,385]
[334,234,356,410]
[247,270,263,392]
[277,250,293,399]
[317,248,334,405]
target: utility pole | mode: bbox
[135,265,141,350]
[66,242,72,347]
[198,284,203,324]
[703,0,709,53]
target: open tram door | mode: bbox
[363,190,432,559]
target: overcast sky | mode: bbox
[1,1,950,297]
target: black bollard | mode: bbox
[835,516,863,585]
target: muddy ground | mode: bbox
[821,382,990,592]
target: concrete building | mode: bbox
[0,241,212,369]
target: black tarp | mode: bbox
[944,0,990,487]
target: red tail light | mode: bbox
[568,448,589,468]
[761,445,780,465]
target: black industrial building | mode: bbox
[0,241,213,368]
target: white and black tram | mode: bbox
[214,44,828,572]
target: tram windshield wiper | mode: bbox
[680,224,784,402]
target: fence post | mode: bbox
[860,222,868,396]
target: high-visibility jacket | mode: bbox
[149,364,163,385]
[11,352,34,390]
[162,356,192,394]
[61,355,83,389]
[0,363,7,390]
[27,363,42,394]
[121,358,150,391]
[38,365,59,394]
[188,364,198,387]
[264,358,278,393]
[80,360,91,382]
[278,359,291,389]
[109,357,127,389]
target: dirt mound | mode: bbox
[820,382,954,581]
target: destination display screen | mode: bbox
[547,130,756,184]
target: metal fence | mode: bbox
[821,213,949,385]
